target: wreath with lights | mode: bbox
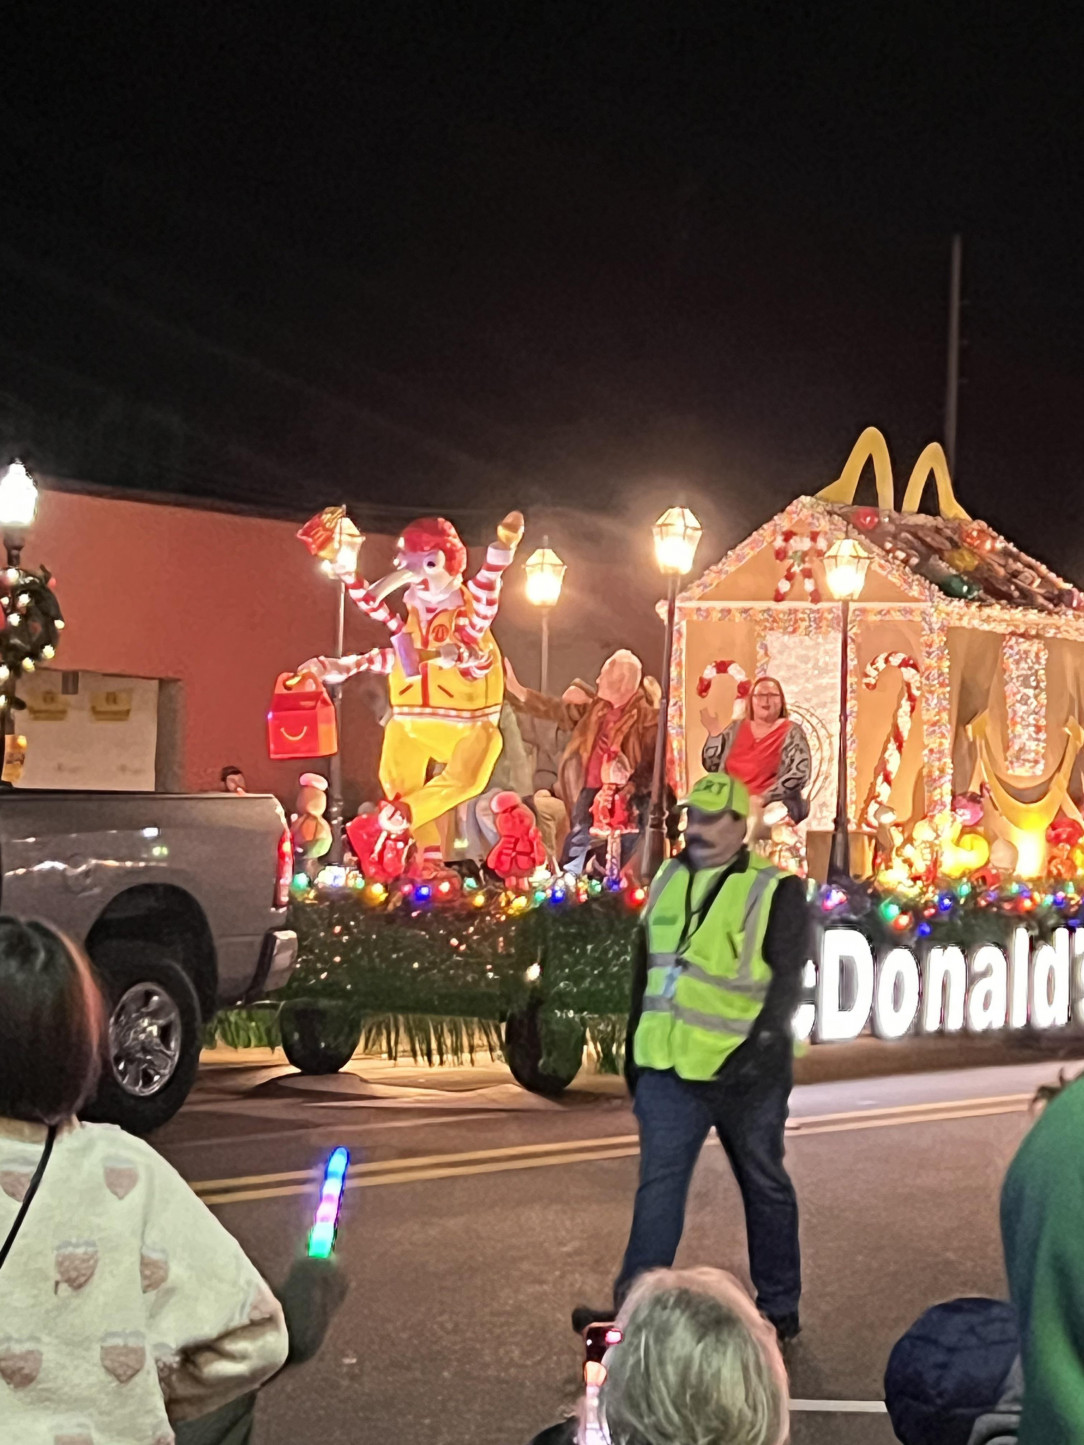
[0,562,64,715]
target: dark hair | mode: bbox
[220,765,244,783]
[0,918,105,1124]
[1033,1068,1084,1110]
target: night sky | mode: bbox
[3,5,1083,573]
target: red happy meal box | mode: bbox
[267,672,339,760]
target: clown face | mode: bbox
[367,517,468,606]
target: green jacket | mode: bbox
[633,852,783,1080]
[1002,1076,1084,1445]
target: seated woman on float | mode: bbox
[700,676,812,831]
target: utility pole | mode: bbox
[944,233,963,478]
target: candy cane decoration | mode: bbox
[862,652,922,829]
[696,660,751,719]
[773,528,826,603]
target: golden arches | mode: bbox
[816,428,971,520]
[901,442,971,520]
[817,426,895,509]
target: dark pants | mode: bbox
[615,1047,801,1318]
[561,787,643,874]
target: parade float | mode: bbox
[214,431,1084,1091]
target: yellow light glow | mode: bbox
[524,544,566,608]
[0,461,38,531]
[1010,822,1047,879]
[823,537,871,601]
[653,506,702,575]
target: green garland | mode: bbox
[209,888,641,1067]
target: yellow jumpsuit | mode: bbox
[379,592,504,852]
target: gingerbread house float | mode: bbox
[673,428,1084,881]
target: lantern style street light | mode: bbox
[823,536,871,881]
[643,505,703,877]
[524,538,566,694]
[0,461,39,568]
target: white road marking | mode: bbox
[790,1398,887,1413]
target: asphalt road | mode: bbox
[154,1050,1080,1444]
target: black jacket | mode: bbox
[624,849,809,1090]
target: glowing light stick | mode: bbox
[307,1147,349,1258]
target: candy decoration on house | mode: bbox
[589,750,639,883]
[291,773,333,878]
[773,527,826,603]
[485,791,547,892]
[296,507,525,879]
[861,652,922,830]
[696,660,751,718]
[939,792,991,879]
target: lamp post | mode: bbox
[642,506,702,878]
[523,537,566,694]
[317,510,363,866]
[823,536,871,882]
[0,462,55,790]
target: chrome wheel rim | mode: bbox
[108,983,183,1097]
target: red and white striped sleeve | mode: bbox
[343,577,404,636]
[459,543,514,646]
[341,647,395,677]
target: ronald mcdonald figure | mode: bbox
[298,509,524,876]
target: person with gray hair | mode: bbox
[530,1266,790,1445]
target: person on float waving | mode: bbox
[572,771,809,1347]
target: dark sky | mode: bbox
[3,4,1084,570]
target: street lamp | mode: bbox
[0,462,62,789]
[642,506,702,877]
[823,536,871,881]
[296,505,364,865]
[0,461,39,568]
[524,537,566,694]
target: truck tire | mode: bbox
[504,1003,586,1096]
[83,941,202,1135]
[279,1001,362,1074]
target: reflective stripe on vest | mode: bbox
[634,855,782,1080]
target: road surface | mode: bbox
[154,1049,1076,1444]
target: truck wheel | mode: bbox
[83,941,202,1135]
[504,1003,586,1096]
[279,1001,362,1074]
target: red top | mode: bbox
[723,719,790,796]
[586,707,623,788]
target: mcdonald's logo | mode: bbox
[817,427,971,520]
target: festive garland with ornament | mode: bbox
[0,562,64,715]
[861,652,921,829]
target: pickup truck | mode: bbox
[0,790,297,1132]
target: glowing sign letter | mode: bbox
[1031,928,1071,1030]
[923,946,966,1033]
[1010,927,1030,1029]
[873,947,921,1040]
[792,959,817,1043]
[816,929,873,1042]
[968,945,1008,1032]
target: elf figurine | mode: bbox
[298,509,524,880]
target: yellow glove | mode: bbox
[496,510,525,550]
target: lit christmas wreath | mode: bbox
[0,562,64,717]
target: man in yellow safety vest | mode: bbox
[573,771,808,1344]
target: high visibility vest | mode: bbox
[633,854,782,1080]
[389,592,503,724]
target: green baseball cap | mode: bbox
[681,772,751,817]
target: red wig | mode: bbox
[398,517,467,579]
